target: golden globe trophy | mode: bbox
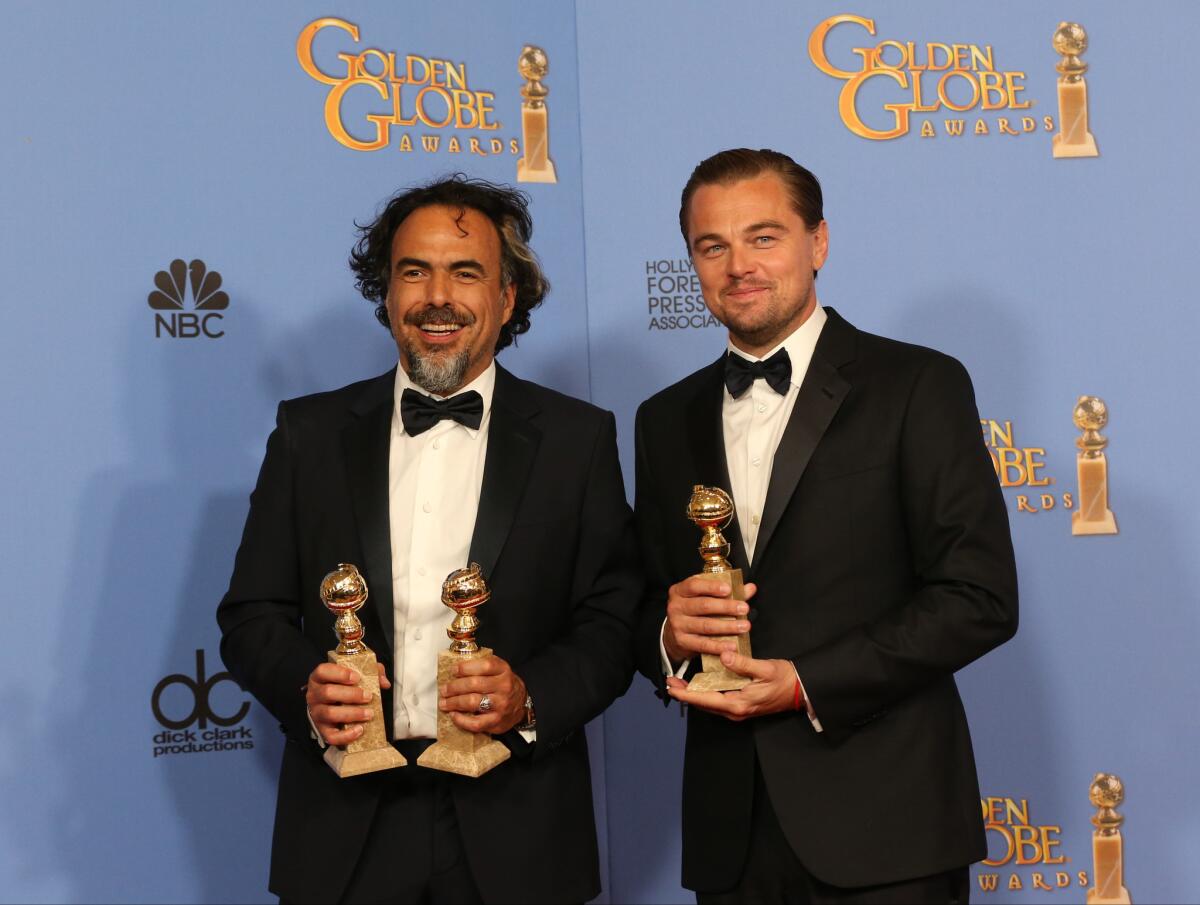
[516,45,558,184]
[1052,22,1099,158]
[1087,773,1132,905]
[1072,396,1119,535]
[417,564,512,777]
[685,486,752,692]
[320,563,407,777]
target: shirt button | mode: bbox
[752,514,761,525]
[757,403,766,413]
[411,693,419,706]
[422,501,432,513]
[752,457,761,467]
[417,566,426,576]
[414,628,423,641]
[432,439,441,450]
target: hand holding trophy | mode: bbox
[417,564,512,777]
[319,563,407,777]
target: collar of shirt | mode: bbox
[725,303,828,394]
[393,359,497,437]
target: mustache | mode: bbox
[404,306,477,327]
[725,279,773,291]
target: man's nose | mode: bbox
[726,244,754,280]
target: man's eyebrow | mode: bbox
[744,219,789,234]
[394,256,430,270]
[690,232,725,251]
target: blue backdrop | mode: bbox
[3,3,1195,903]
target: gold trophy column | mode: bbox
[1072,396,1118,535]
[417,564,512,777]
[516,45,557,183]
[320,563,407,777]
[685,486,752,692]
[1052,22,1099,158]
[1087,774,1132,905]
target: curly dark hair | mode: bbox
[349,174,549,352]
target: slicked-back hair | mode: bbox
[350,174,549,353]
[679,148,825,251]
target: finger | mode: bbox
[451,711,503,734]
[455,656,507,678]
[666,683,741,716]
[674,576,733,599]
[375,662,391,690]
[671,595,749,618]
[310,663,362,687]
[312,703,374,726]
[674,615,751,637]
[665,676,688,690]
[743,582,758,601]
[310,682,373,706]
[321,723,366,747]
[438,692,499,714]
[674,633,741,657]
[442,674,506,698]
[719,651,774,680]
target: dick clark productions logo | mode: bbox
[151,649,254,757]
[148,258,229,339]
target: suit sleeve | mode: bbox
[631,402,675,700]
[515,412,643,757]
[792,354,1018,737]
[216,402,324,746]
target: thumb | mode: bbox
[720,650,770,679]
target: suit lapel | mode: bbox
[343,370,397,657]
[468,365,542,580]
[751,309,855,573]
[685,357,750,573]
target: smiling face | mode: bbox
[686,172,828,356]
[385,204,516,395]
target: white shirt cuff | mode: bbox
[790,662,823,733]
[659,616,692,679]
[306,703,328,749]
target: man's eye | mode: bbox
[456,271,480,281]
[754,235,777,246]
[401,269,424,280]
[702,244,725,256]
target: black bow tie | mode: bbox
[400,388,484,436]
[723,348,792,398]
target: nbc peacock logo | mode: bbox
[148,258,229,339]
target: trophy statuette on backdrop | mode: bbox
[417,563,512,777]
[1087,773,1132,905]
[685,486,752,692]
[1072,396,1118,535]
[1052,21,1099,158]
[319,563,407,777]
[516,45,558,184]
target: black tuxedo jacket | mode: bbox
[218,364,640,905]
[633,309,1018,892]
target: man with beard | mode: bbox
[218,176,639,904]
[633,149,1017,903]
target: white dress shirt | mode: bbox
[388,363,494,738]
[661,306,828,731]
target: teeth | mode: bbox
[422,324,461,333]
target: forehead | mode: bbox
[390,204,502,261]
[687,172,800,236]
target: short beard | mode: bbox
[402,342,471,396]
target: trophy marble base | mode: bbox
[1087,832,1131,904]
[687,568,751,693]
[1053,81,1099,158]
[417,647,512,778]
[1073,453,1118,535]
[517,106,557,184]
[323,648,407,778]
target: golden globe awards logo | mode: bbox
[296,18,557,182]
[809,14,1053,142]
[150,650,254,757]
[981,419,1073,516]
[977,796,1090,894]
[148,259,228,339]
